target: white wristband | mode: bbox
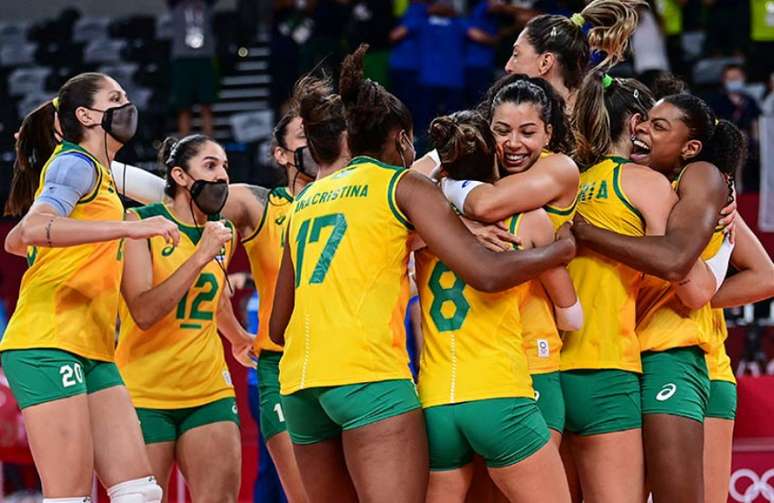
[427,149,441,167]
[111,161,166,204]
[554,299,583,332]
[440,178,483,213]
[706,235,734,293]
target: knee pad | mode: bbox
[43,499,91,503]
[108,476,163,503]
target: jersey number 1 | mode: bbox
[294,213,348,287]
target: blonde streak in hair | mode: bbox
[583,1,642,69]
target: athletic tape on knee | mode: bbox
[108,476,163,503]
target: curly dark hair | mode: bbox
[339,44,413,157]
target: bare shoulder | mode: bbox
[539,153,579,176]
[621,162,672,192]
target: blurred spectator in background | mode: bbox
[464,1,501,107]
[169,0,219,137]
[762,71,774,116]
[417,1,467,143]
[270,1,311,115]
[709,64,761,191]
[389,1,429,133]
[347,1,395,86]
[749,0,774,82]
[632,0,670,89]
[655,0,687,78]
[300,0,350,78]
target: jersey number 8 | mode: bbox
[428,262,470,332]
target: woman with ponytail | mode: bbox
[417,110,573,502]
[504,0,646,110]
[560,70,723,502]
[573,89,746,501]
[438,77,581,452]
[268,44,576,503]
[115,134,255,503]
[93,72,351,503]
[1,73,178,502]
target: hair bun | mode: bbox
[429,117,457,148]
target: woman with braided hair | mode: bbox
[572,81,746,501]
[269,43,576,503]
[417,109,574,503]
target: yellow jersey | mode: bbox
[1,142,124,361]
[279,156,413,395]
[636,230,725,353]
[416,214,533,407]
[706,309,735,383]
[242,187,294,354]
[116,203,236,409]
[562,157,645,372]
[522,179,578,374]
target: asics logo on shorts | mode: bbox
[534,390,541,401]
[656,383,677,401]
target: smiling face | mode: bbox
[630,100,701,175]
[490,101,552,174]
[504,31,544,77]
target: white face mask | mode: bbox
[725,79,746,94]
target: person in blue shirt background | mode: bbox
[389,0,429,134]
[245,290,287,503]
[464,1,501,107]
[417,1,467,145]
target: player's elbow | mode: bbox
[680,289,713,310]
[661,259,694,283]
[269,329,284,346]
[18,222,38,247]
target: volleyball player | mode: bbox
[418,110,574,503]
[702,216,774,503]
[268,44,576,503]
[504,0,645,110]
[439,77,579,445]
[572,93,746,502]
[116,135,253,502]
[2,73,177,502]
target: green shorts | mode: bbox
[170,57,219,109]
[257,351,286,441]
[424,397,549,470]
[705,380,737,420]
[561,369,641,436]
[280,379,421,445]
[641,346,710,423]
[136,397,240,444]
[531,371,564,433]
[1,348,124,409]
